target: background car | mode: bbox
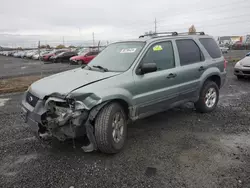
[70,51,99,65]
[234,56,250,79]
[42,49,68,61]
[26,50,38,59]
[50,51,78,63]
[220,46,229,54]
[13,51,24,58]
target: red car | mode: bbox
[42,50,68,61]
[70,51,99,65]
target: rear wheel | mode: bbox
[195,81,219,113]
[95,102,127,154]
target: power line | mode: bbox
[157,12,250,30]
[111,0,247,30]
[157,0,247,23]
[158,18,250,33]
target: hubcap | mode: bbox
[205,88,217,108]
[112,112,124,143]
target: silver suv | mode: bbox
[21,32,227,154]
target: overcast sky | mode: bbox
[0,0,250,47]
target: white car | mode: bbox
[32,53,40,60]
[220,47,228,54]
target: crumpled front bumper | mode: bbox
[21,92,87,140]
[21,92,46,132]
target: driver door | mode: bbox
[133,40,180,118]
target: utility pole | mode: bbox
[63,36,65,46]
[154,18,157,34]
[38,40,40,56]
[92,32,95,46]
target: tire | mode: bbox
[95,102,127,154]
[195,81,219,113]
[78,60,84,65]
[237,75,244,80]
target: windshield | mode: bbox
[87,42,145,72]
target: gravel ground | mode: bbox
[0,63,250,188]
[224,50,249,61]
[0,56,79,79]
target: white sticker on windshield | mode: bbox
[120,48,137,53]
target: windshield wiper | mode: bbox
[93,65,109,72]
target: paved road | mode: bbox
[0,64,250,188]
[0,56,79,79]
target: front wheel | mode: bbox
[95,102,127,154]
[195,81,219,113]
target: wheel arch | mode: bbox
[205,75,221,88]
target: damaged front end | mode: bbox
[40,97,89,141]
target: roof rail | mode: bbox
[178,32,205,35]
[139,31,205,38]
[139,32,178,38]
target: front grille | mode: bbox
[242,71,250,75]
[26,92,39,107]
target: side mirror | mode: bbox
[139,63,157,74]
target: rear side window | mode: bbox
[176,39,204,66]
[199,38,222,58]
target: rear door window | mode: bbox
[199,38,222,58]
[176,39,204,66]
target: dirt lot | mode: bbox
[0,63,250,188]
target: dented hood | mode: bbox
[29,68,120,99]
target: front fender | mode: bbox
[68,88,133,110]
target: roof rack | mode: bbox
[139,32,178,38]
[178,32,205,35]
[139,31,205,38]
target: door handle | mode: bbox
[166,73,177,79]
[198,66,205,71]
